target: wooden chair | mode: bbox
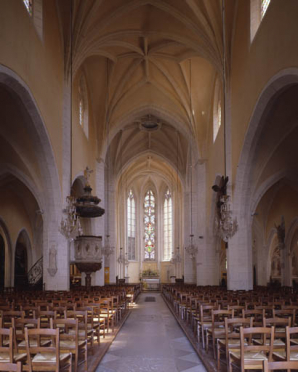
[217,317,253,370]
[263,359,298,371]
[65,310,93,352]
[0,327,27,364]
[12,318,41,353]
[197,304,217,349]
[206,309,234,358]
[261,317,291,351]
[53,318,87,372]
[228,305,245,318]
[21,306,38,320]
[255,306,273,318]
[78,306,101,345]
[24,327,72,372]
[0,361,22,372]
[273,309,296,326]
[37,311,57,329]
[242,309,264,327]
[98,299,116,334]
[2,311,25,328]
[85,303,106,339]
[272,326,298,361]
[228,326,274,372]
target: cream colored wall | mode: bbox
[205,122,225,224]
[265,186,298,244]
[230,0,298,186]
[159,262,174,283]
[0,190,33,250]
[0,0,64,184]
[72,71,98,190]
[127,262,140,283]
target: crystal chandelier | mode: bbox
[215,195,238,242]
[212,1,238,244]
[102,234,114,258]
[59,196,83,241]
[184,61,198,260]
[171,247,182,264]
[185,234,198,259]
[118,247,129,265]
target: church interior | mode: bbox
[2,0,298,371]
[1,0,298,292]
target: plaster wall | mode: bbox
[0,1,64,184]
[230,0,298,187]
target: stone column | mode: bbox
[195,161,219,285]
[92,159,105,286]
[44,78,71,291]
[107,177,116,284]
[227,212,253,290]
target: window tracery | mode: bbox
[127,190,136,261]
[261,0,271,19]
[250,0,271,41]
[144,190,155,260]
[163,189,172,261]
[78,75,89,138]
[23,0,33,16]
[213,78,222,142]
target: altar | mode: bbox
[142,277,160,291]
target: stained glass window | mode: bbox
[144,190,155,260]
[79,99,84,127]
[78,75,89,138]
[23,0,33,16]
[261,0,271,19]
[127,190,136,260]
[218,101,222,130]
[213,79,222,142]
[164,189,172,261]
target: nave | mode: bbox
[97,293,206,372]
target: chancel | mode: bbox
[1,1,298,371]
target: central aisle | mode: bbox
[96,293,206,372]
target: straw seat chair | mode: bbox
[228,326,274,372]
[24,327,72,372]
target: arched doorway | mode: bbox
[14,242,28,289]
[0,234,5,289]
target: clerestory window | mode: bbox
[23,0,33,16]
[144,190,155,260]
[127,190,136,261]
[163,189,172,261]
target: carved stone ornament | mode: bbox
[47,245,57,277]
[74,235,102,262]
[74,235,103,289]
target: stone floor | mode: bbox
[96,293,206,372]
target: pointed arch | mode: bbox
[143,188,156,260]
[0,218,12,288]
[127,189,136,261]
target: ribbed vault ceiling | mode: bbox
[57,0,236,179]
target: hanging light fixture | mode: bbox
[59,0,83,242]
[171,130,182,271]
[117,130,129,277]
[60,196,83,241]
[212,0,237,243]
[102,60,115,259]
[185,59,198,259]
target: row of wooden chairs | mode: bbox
[0,325,72,372]
[162,284,298,371]
[0,316,87,372]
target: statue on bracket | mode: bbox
[47,244,57,277]
[275,215,285,248]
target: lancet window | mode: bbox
[144,190,155,260]
[163,189,172,261]
[127,190,136,261]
